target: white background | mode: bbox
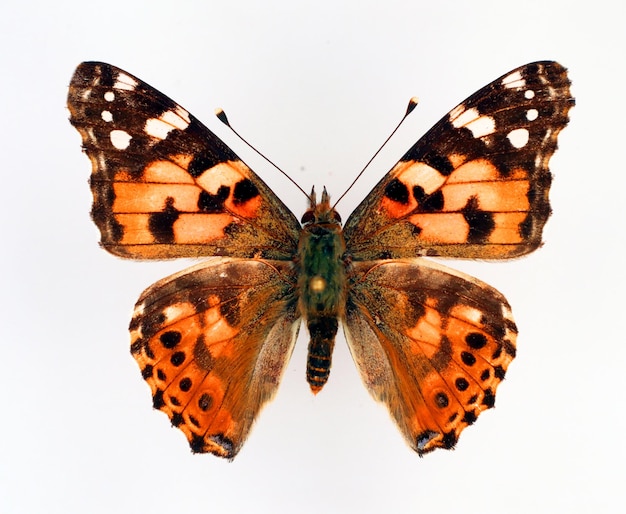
[1,1,623,513]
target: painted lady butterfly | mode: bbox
[68,61,573,459]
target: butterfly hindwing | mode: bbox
[344,61,574,260]
[344,259,517,454]
[129,258,300,458]
[68,62,300,260]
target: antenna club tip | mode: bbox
[215,108,230,126]
[406,97,419,115]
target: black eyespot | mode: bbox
[435,392,449,408]
[179,377,192,392]
[466,332,488,349]
[198,393,213,411]
[455,377,470,391]
[160,331,181,349]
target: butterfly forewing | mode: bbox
[344,61,574,260]
[68,62,300,260]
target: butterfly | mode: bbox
[67,61,573,459]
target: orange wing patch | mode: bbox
[383,157,538,256]
[98,157,263,256]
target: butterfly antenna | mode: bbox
[216,108,310,200]
[332,97,419,209]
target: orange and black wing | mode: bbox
[344,61,574,260]
[130,258,300,459]
[68,62,300,260]
[344,259,517,455]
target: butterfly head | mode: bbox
[300,186,342,227]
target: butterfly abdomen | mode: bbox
[306,317,339,393]
[298,200,346,393]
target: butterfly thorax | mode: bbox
[298,188,346,393]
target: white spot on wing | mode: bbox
[162,305,183,322]
[174,105,191,124]
[144,109,191,140]
[110,130,132,149]
[526,109,538,121]
[96,153,106,171]
[525,90,535,99]
[451,107,496,138]
[145,118,172,140]
[465,115,496,139]
[460,306,484,324]
[502,71,526,89]
[101,110,113,122]
[133,303,145,317]
[507,128,529,148]
[449,104,465,120]
[104,91,115,102]
[502,305,512,321]
[114,72,138,91]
